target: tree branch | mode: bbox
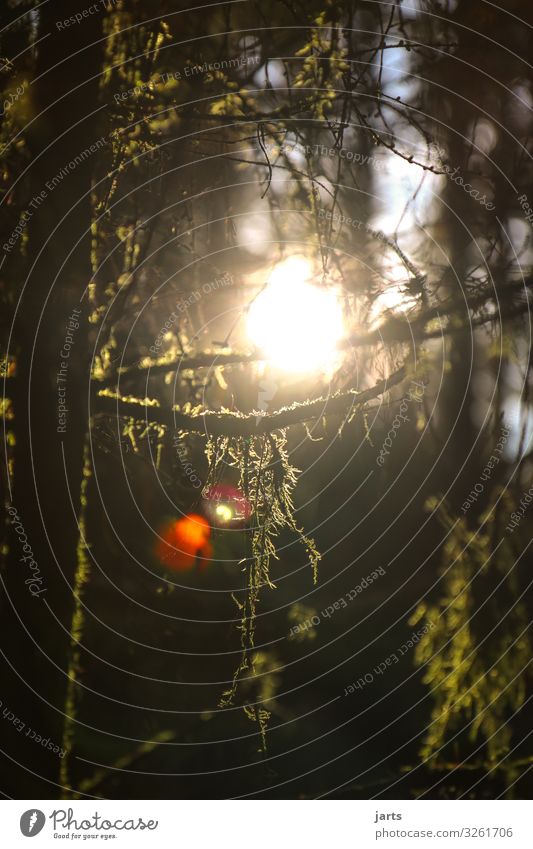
[97,279,531,387]
[94,366,407,436]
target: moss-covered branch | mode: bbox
[94,366,406,435]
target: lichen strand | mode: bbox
[60,438,93,798]
[411,497,531,772]
[214,432,320,745]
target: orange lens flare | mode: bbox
[155,513,213,572]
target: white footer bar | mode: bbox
[3,799,531,848]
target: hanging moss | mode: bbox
[202,432,320,745]
[60,438,93,798]
[411,495,531,771]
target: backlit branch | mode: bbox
[94,366,407,436]
[99,279,531,387]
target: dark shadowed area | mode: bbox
[0,0,532,800]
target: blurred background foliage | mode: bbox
[0,0,532,798]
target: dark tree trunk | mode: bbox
[1,1,104,796]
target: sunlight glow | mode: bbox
[246,256,344,374]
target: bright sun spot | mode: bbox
[246,256,344,374]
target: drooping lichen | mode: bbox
[206,432,320,745]
[60,438,93,798]
[411,495,530,771]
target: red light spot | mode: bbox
[203,484,251,526]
